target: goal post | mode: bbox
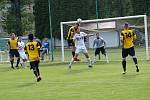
[60,15,149,62]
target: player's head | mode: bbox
[75,27,80,33]
[124,22,129,29]
[11,33,16,39]
[74,23,80,28]
[96,33,100,39]
[28,33,34,41]
[18,36,22,42]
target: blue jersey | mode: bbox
[42,41,49,50]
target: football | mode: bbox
[77,18,82,23]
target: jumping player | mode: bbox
[69,27,92,69]
[67,23,80,61]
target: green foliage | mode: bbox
[6,0,22,35]
[1,0,150,38]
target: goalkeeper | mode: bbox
[93,33,109,63]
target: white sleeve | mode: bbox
[82,32,87,37]
[22,42,25,48]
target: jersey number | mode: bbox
[125,32,132,38]
[28,44,34,50]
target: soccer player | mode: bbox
[120,22,139,74]
[25,34,42,82]
[17,36,27,67]
[7,33,20,69]
[69,27,92,69]
[67,23,80,61]
[93,33,109,63]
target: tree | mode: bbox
[8,0,22,35]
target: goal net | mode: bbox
[0,38,9,63]
[60,15,149,62]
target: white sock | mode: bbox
[105,54,109,63]
[93,56,96,62]
[87,58,92,65]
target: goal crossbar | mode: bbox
[60,15,149,62]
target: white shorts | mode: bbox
[19,52,27,60]
[75,47,88,54]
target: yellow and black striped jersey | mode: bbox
[67,26,76,40]
[120,29,136,49]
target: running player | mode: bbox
[25,34,42,82]
[18,36,27,67]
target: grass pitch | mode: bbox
[0,60,150,100]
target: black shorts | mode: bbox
[95,46,106,55]
[30,60,39,70]
[122,47,135,58]
[67,39,75,46]
[9,49,19,58]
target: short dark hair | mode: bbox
[28,33,34,40]
[124,22,129,26]
[75,23,80,27]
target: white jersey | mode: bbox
[73,32,87,49]
[18,41,25,52]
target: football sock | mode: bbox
[105,54,109,63]
[36,68,40,76]
[93,56,96,62]
[122,60,126,72]
[72,51,75,57]
[98,54,101,60]
[33,70,38,77]
[133,58,138,65]
[10,60,14,68]
[87,58,92,65]
[16,58,20,67]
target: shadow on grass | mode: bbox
[65,68,92,75]
[0,67,15,72]
[121,73,140,79]
[17,82,36,88]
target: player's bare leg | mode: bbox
[69,53,79,69]
[72,46,80,61]
[93,54,99,63]
[83,53,92,68]
[104,53,109,63]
